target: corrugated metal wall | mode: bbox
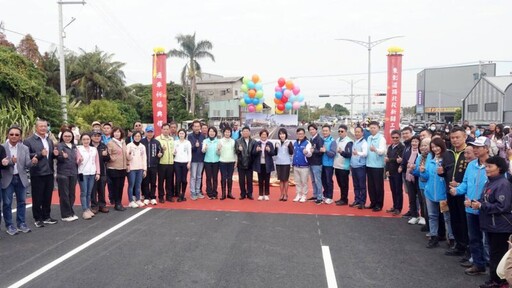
[465,79,503,123]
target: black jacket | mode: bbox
[56,142,78,177]
[92,142,110,176]
[479,175,512,233]
[235,137,256,169]
[252,141,276,173]
[141,138,162,168]
[24,134,56,176]
[308,134,324,166]
[385,143,404,175]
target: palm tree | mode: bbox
[67,47,126,103]
[167,33,215,115]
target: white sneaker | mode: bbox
[264,196,269,201]
[408,217,419,225]
[324,198,333,204]
[299,195,306,203]
[132,196,136,202]
[197,194,205,199]
[129,201,138,208]
[257,196,264,201]
[418,217,426,225]
[136,200,145,207]
[86,209,95,217]
[150,199,157,205]
[61,216,75,222]
[293,195,301,202]
[71,215,79,220]
[143,199,150,205]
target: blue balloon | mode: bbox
[289,96,296,102]
[255,83,263,90]
[275,91,283,99]
[297,95,304,102]
[285,102,292,111]
[253,98,259,105]
[247,81,255,89]
[244,95,251,104]
[259,98,265,104]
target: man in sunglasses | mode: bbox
[385,130,405,215]
[333,125,353,206]
[1,126,34,234]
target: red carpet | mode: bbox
[39,177,409,218]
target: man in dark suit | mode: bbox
[385,130,405,215]
[24,119,59,228]
[1,126,33,234]
[235,126,256,200]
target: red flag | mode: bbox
[384,53,403,144]
[152,53,167,136]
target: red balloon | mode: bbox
[281,96,288,103]
[277,77,286,87]
[277,103,285,111]
[274,98,282,105]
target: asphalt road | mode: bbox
[0,207,486,288]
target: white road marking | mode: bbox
[322,245,339,288]
[11,204,32,214]
[8,208,152,288]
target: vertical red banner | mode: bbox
[152,52,167,136]
[385,53,403,144]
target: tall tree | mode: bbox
[0,32,15,50]
[67,47,126,103]
[167,33,215,115]
[17,34,43,68]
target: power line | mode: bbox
[1,26,56,45]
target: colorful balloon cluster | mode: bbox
[240,74,264,113]
[274,77,304,114]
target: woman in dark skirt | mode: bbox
[274,128,294,201]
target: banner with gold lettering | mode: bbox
[152,47,167,136]
[384,48,403,144]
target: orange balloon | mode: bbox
[274,98,282,105]
[285,80,294,90]
[248,89,256,98]
[252,74,260,83]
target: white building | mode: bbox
[462,75,512,125]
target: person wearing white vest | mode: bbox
[333,125,353,206]
[366,121,387,212]
[77,133,100,220]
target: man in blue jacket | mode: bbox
[141,125,162,205]
[450,136,490,276]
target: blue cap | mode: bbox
[145,125,154,132]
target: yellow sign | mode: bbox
[424,107,459,113]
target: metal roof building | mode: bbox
[462,75,512,125]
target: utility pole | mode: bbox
[58,0,85,122]
[336,35,403,117]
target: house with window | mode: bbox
[196,74,271,125]
[462,75,512,125]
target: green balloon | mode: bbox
[243,76,250,84]
[240,98,247,107]
[256,90,264,98]
[241,84,248,93]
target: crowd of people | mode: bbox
[1,118,512,287]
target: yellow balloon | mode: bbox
[256,104,263,112]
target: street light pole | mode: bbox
[336,35,403,117]
[58,0,85,122]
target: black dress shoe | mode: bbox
[114,205,126,211]
[365,205,375,209]
[220,196,226,200]
[357,204,364,209]
[372,207,382,212]
[247,196,254,200]
[348,202,358,207]
[385,208,396,213]
[307,196,316,201]
[239,196,246,200]
[336,201,348,206]
[227,194,235,199]
[158,198,165,204]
